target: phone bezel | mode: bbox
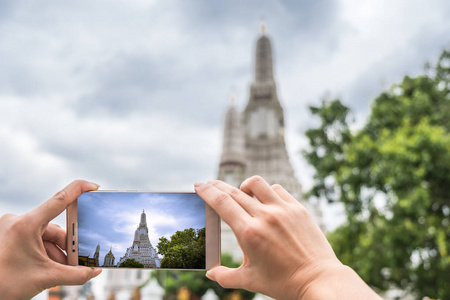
[66,190,221,270]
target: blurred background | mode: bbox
[1,1,449,299]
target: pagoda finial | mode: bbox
[230,94,237,106]
[143,209,145,213]
[260,19,267,35]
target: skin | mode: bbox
[195,176,382,300]
[0,180,102,300]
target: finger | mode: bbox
[239,182,254,198]
[30,180,99,226]
[43,223,67,251]
[206,266,248,290]
[195,182,251,232]
[51,264,102,286]
[43,241,67,265]
[271,184,299,204]
[240,176,283,205]
[208,180,261,216]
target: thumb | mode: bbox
[31,180,99,226]
[51,265,102,287]
[206,266,247,290]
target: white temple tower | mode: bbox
[93,243,100,267]
[242,24,302,198]
[118,210,161,268]
[100,210,163,298]
[218,24,301,197]
[217,94,246,188]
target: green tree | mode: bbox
[118,258,144,268]
[304,50,450,299]
[157,227,206,269]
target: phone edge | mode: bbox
[206,203,221,270]
[66,199,78,266]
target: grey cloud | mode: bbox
[345,24,450,120]
[73,53,178,117]
[178,0,338,35]
[71,49,247,126]
[36,128,218,190]
[0,143,60,213]
[68,1,342,129]
[178,0,343,70]
[0,52,50,98]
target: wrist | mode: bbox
[294,263,381,300]
[0,270,39,300]
[0,282,22,300]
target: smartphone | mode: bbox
[66,191,220,270]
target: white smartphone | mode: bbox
[66,191,220,270]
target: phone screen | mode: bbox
[77,192,206,269]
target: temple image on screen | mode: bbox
[83,210,161,268]
[117,209,161,268]
[77,192,206,269]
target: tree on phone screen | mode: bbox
[118,258,144,268]
[157,227,206,269]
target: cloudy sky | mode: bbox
[1,0,450,231]
[77,192,205,265]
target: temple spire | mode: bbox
[254,23,274,83]
[217,94,246,187]
[134,228,139,241]
[94,243,100,267]
[230,93,237,106]
[140,209,146,226]
[260,20,267,35]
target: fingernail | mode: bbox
[89,182,100,189]
[92,268,102,277]
[194,182,204,188]
[206,270,215,281]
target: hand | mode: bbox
[0,180,102,300]
[195,176,381,300]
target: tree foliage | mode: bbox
[157,227,206,269]
[304,50,450,299]
[118,258,144,268]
